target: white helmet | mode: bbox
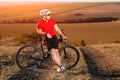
[40,9,51,16]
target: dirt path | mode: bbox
[1,37,120,80]
[7,51,90,80]
[0,37,90,80]
[81,46,120,80]
[7,46,120,80]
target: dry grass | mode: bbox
[82,45,120,76]
[91,43,120,63]
[0,46,20,80]
[0,45,90,80]
[0,31,120,79]
[0,22,120,44]
[0,2,120,23]
[0,42,120,80]
[0,2,101,22]
[14,30,42,44]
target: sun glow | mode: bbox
[0,0,120,2]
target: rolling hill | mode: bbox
[53,3,120,22]
[0,2,120,23]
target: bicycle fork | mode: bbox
[63,48,68,59]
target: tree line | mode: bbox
[65,17,118,23]
[0,17,118,24]
[1,19,36,24]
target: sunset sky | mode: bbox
[0,0,120,2]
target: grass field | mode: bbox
[0,43,120,80]
[0,22,120,44]
[0,2,102,22]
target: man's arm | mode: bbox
[54,24,67,39]
[36,28,47,35]
[36,28,52,38]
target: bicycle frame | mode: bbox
[37,36,67,60]
[16,34,80,70]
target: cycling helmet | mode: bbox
[40,9,51,16]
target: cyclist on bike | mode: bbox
[36,9,67,72]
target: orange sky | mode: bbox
[0,0,120,2]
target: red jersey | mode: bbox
[36,18,56,36]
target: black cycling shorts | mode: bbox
[45,36,58,51]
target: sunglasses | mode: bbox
[47,14,51,16]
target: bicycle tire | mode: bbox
[59,45,80,69]
[16,44,42,70]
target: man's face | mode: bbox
[43,14,51,20]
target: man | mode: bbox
[36,9,67,72]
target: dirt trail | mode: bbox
[0,37,89,80]
[7,46,120,80]
[1,37,120,80]
[8,54,89,80]
[81,46,120,79]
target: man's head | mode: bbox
[40,9,51,20]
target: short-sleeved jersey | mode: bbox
[36,18,56,37]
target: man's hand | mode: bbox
[62,35,67,40]
[47,33,52,38]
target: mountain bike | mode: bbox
[16,35,80,70]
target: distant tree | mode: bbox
[8,20,10,23]
[113,17,118,21]
[14,19,21,23]
[2,19,8,24]
[22,19,26,23]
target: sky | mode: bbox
[0,0,120,2]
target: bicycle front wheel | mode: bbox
[59,45,80,69]
[16,44,42,70]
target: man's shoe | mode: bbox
[57,66,66,73]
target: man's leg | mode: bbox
[50,48,66,72]
[50,48,62,67]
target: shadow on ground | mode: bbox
[81,47,120,80]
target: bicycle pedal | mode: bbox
[44,53,50,59]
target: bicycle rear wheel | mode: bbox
[59,45,80,69]
[16,44,42,70]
